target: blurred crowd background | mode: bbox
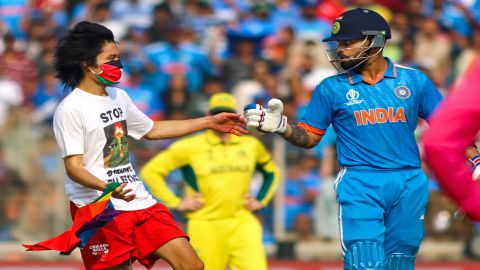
[1,0,480,262]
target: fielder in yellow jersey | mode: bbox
[141,93,280,270]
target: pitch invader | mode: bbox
[51,21,246,270]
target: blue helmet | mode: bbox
[323,8,391,43]
[322,8,391,72]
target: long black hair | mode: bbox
[54,21,115,91]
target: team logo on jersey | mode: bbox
[345,89,363,106]
[394,85,411,99]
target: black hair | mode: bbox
[54,21,115,91]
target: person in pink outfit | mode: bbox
[423,59,480,221]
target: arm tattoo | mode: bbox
[283,125,312,148]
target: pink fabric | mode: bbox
[422,59,480,221]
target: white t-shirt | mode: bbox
[53,87,157,211]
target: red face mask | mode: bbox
[93,60,123,85]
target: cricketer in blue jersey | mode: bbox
[244,8,443,270]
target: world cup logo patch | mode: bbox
[345,89,363,106]
[394,86,411,99]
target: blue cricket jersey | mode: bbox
[300,58,442,170]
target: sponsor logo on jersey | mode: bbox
[353,107,406,126]
[345,89,364,106]
[394,85,411,99]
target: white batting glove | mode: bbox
[244,98,287,136]
[473,167,480,181]
[469,155,480,180]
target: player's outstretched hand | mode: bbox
[209,112,248,136]
[244,98,287,136]
[176,193,205,212]
[112,183,136,202]
[244,195,263,212]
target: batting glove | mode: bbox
[244,98,287,136]
[469,155,480,180]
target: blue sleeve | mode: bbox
[300,81,334,130]
[419,74,443,120]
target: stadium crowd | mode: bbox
[1,0,480,260]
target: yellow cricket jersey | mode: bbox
[140,130,280,220]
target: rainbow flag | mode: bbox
[23,182,121,255]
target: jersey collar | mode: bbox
[205,129,241,145]
[346,57,397,85]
